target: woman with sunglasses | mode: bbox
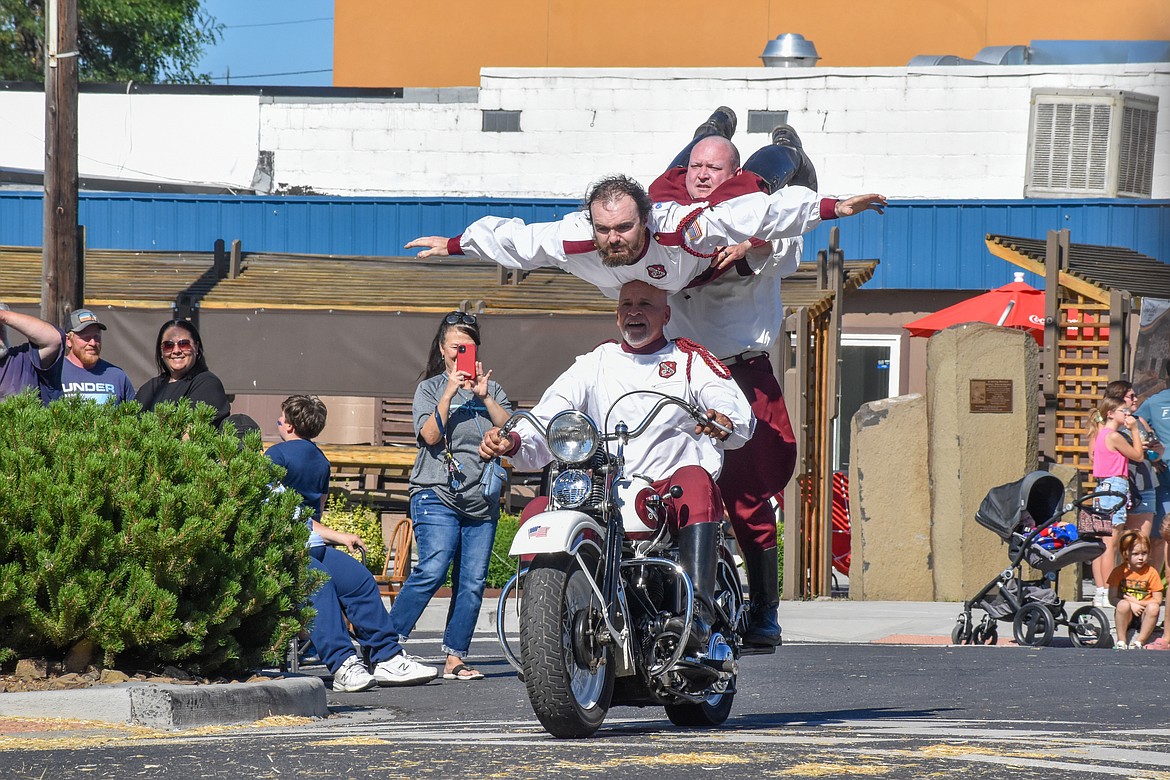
[390,310,513,681]
[136,319,230,428]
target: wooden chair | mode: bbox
[376,518,415,602]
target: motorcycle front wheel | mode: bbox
[519,552,614,738]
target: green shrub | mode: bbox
[0,393,316,674]
[487,511,520,589]
[776,520,784,598]
[321,493,387,575]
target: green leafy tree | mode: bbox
[0,392,318,674]
[0,0,221,83]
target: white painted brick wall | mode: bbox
[2,65,1166,199]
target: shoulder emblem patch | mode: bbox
[647,264,667,280]
[658,361,677,378]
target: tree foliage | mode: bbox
[0,392,318,674]
[0,0,221,83]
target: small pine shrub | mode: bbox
[0,392,317,675]
[321,493,388,575]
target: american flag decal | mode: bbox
[527,525,549,538]
[685,220,703,243]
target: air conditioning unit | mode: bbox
[1024,89,1158,198]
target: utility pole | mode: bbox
[41,0,81,328]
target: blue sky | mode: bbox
[195,0,333,86]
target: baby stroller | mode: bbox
[953,471,1111,648]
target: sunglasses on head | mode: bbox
[444,312,477,326]
[162,338,194,353]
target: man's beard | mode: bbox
[76,350,100,369]
[595,233,645,268]
[600,247,639,268]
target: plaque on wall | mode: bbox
[970,379,1013,413]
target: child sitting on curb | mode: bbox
[269,394,438,691]
[1108,529,1164,650]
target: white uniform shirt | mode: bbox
[455,187,826,299]
[508,340,755,480]
[665,237,802,359]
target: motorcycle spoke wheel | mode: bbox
[518,553,613,739]
[1012,603,1055,647]
[1068,606,1111,648]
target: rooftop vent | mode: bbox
[1024,89,1158,199]
[760,34,820,68]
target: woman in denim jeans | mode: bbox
[390,312,513,681]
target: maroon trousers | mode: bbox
[718,355,797,554]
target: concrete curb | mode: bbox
[0,677,327,729]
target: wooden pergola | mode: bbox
[986,229,1170,489]
[779,229,878,599]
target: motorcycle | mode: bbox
[495,391,745,738]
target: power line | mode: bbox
[223,17,331,30]
[208,68,332,82]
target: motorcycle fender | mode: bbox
[510,510,605,557]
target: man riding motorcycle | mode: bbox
[480,280,753,650]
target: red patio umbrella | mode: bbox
[904,273,1046,345]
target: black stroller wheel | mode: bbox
[1069,606,1111,648]
[972,620,998,645]
[951,614,973,645]
[1013,603,1055,647]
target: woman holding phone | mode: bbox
[391,311,513,681]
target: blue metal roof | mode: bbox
[1,191,1165,290]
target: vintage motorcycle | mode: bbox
[495,391,746,738]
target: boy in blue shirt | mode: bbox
[269,394,437,692]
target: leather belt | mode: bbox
[722,350,769,366]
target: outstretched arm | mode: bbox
[0,308,63,365]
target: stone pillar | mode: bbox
[849,394,934,600]
[927,323,1039,601]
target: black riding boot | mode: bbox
[666,106,739,169]
[743,546,782,647]
[668,522,719,652]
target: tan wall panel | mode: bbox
[337,0,1170,86]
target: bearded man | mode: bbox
[406,175,885,299]
[59,309,135,405]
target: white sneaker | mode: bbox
[374,652,439,686]
[332,654,376,692]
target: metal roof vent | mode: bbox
[1025,88,1158,198]
[760,34,820,68]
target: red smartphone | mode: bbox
[455,342,477,377]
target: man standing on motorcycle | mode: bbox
[479,280,754,651]
[653,110,823,649]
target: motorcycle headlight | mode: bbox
[550,469,593,509]
[547,410,599,463]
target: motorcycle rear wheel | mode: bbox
[665,681,735,727]
[519,553,614,739]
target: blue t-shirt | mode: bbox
[267,438,331,547]
[1138,389,1170,449]
[60,358,136,404]
[0,336,64,404]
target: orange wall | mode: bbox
[336,0,1170,87]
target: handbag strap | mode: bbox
[435,394,496,485]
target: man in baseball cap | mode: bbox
[60,308,135,404]
[0,302,64,403]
